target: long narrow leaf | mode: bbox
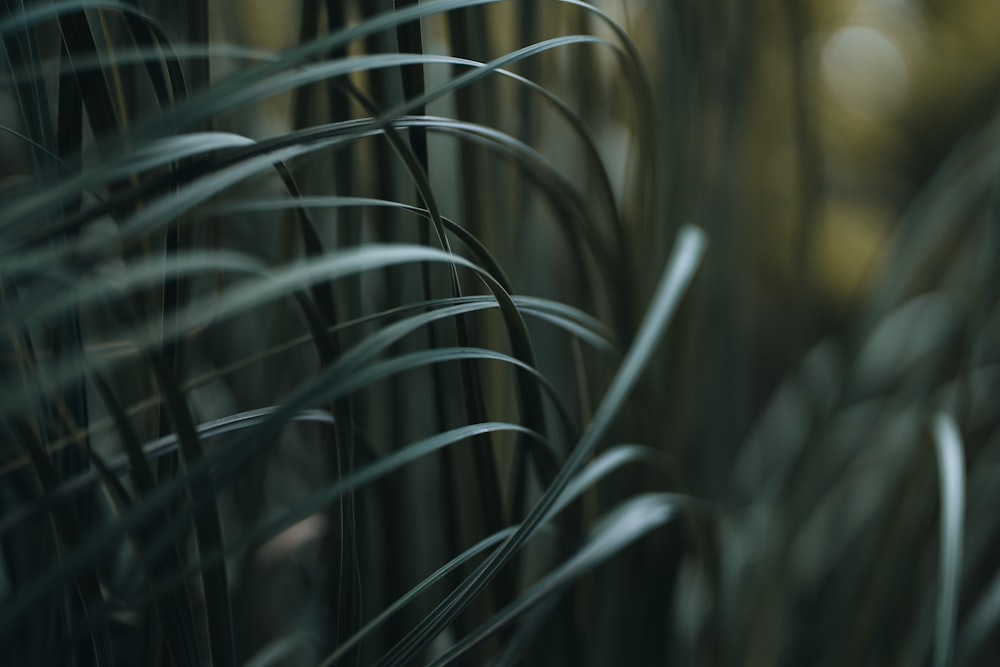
[932,412,965,667]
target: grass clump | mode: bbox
[2,1,999,665]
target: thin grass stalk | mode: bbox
[0,0,56,175]
[439,16,510,586]
[441,19,514,600]
[932,413,965,667]
[508,0,540,531]
[148,353,235,667]
[309,4,369,655]
[785,0,821,356]
[324,0,363,322]
[91,373,202,665]
[391,0,471,647]
[8,416,112,665]
[53,3,95,543]
[56,9,119,141]
[159,0,211,431]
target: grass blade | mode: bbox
[932,412,965,667]
[148,353,235,667]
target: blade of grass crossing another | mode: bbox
[0,244,589,639]
[7,419,113,665]
[148,353,235,667]
[428,493,685,665]
[376,225,707,665]
[91,372,202,665]
[320,444,658,666]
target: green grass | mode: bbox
[2,1,999,665]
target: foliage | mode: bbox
[0,1,998,665]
